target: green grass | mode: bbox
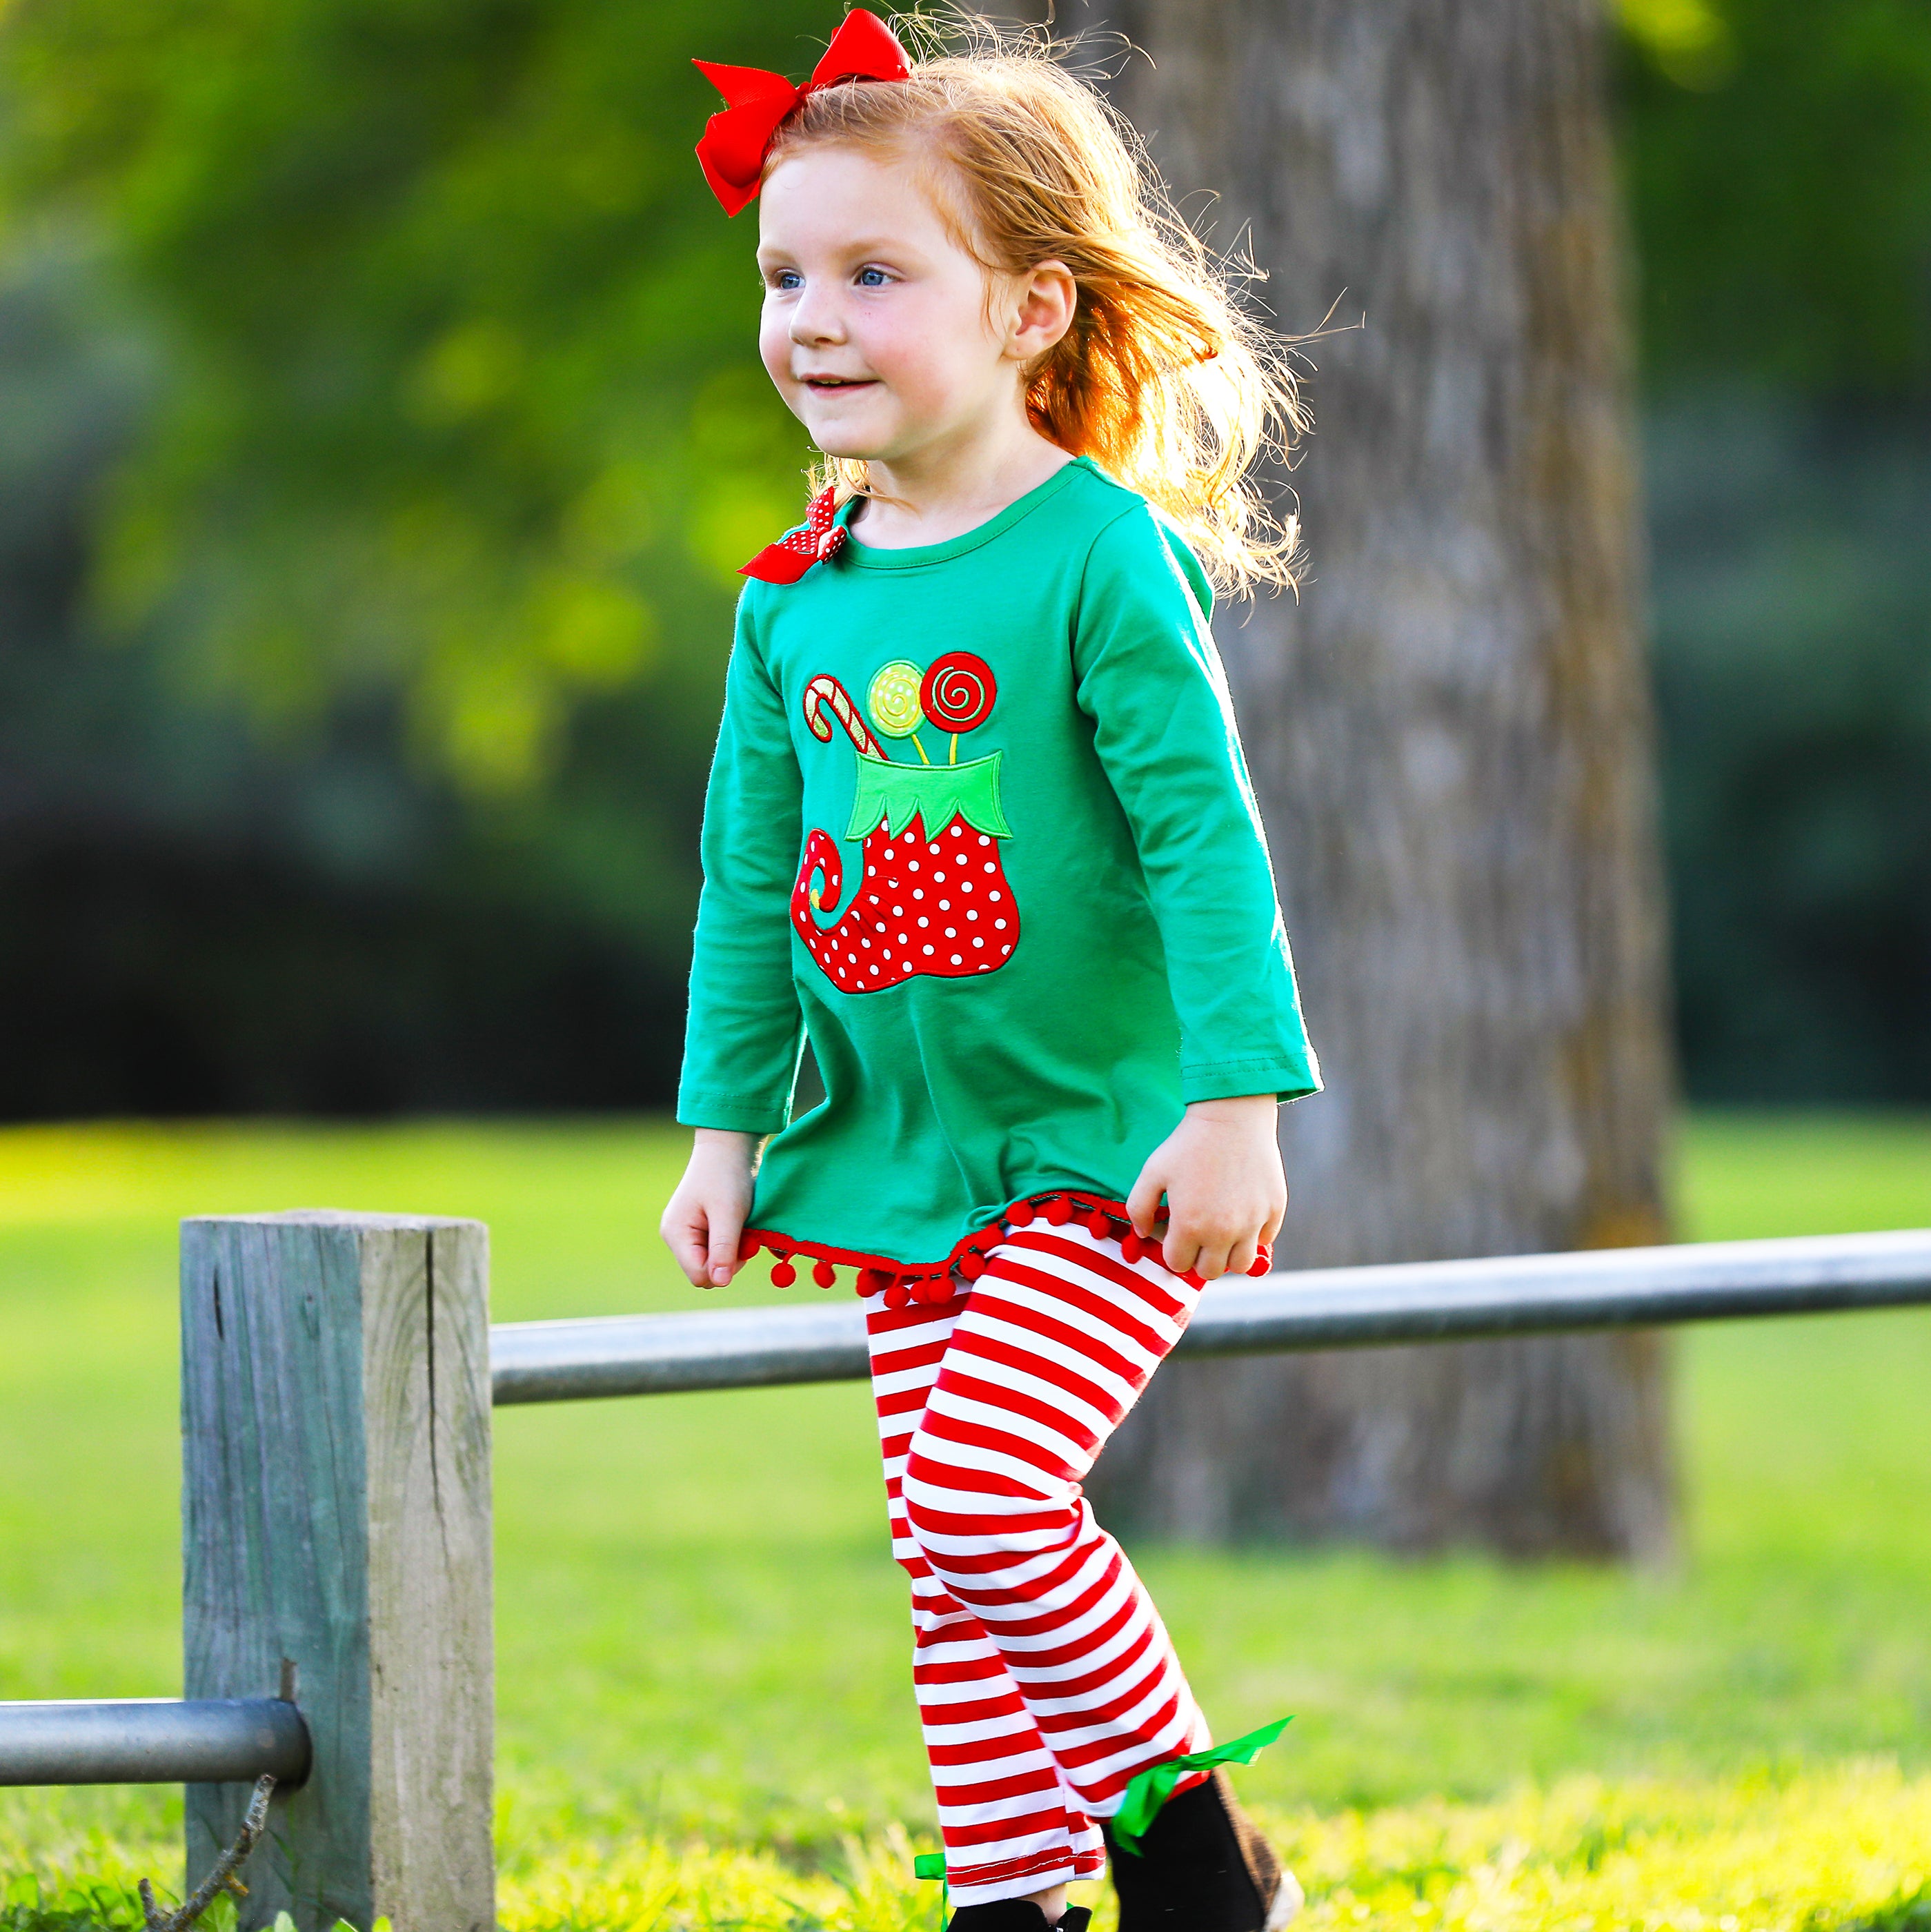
[1,1111,1928,1928]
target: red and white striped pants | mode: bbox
[866,1219,1211,1906]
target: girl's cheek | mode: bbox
[852,316,919,387]
[758,315,793,389]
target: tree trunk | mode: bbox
[1076,0,1680,1559]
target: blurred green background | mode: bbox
[0,0,1926,1118]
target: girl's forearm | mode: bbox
[693,1126,761,1165]
[1182,1094,1277,1123]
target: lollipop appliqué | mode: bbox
[866,659,927,739]
[865,651,997,765]
[791,649,1020,994]
[921,652,997,733]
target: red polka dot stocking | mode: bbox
[792,809,1020,992]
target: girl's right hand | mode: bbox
[660,1129,760,1288]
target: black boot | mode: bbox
[1102,1771,1302,1931]
[944,1905,1091,1931]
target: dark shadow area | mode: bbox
[1648,399,1931,1101]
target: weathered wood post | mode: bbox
[180,1212,495,1932]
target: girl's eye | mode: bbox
[769,269,802,293]
[856,266,892,288]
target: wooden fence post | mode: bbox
[180,1213,495,1932]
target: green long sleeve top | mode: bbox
[677,457,1319,1282]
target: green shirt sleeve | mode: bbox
[1073,507,1322,1104]
[676,592,807,1134]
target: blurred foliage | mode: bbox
[1615,0,1931,1100]
[0,243,695,1111]
[1618,0,1931,396]
[0,0,821,793]
[0,0,1927,1109]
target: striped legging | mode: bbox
[866,1218,1211,1906]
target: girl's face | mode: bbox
[755,145,1064,468]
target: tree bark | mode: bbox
[1073,0,1680,1559]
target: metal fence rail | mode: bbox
[0,1698,309,1788]
[490,1228,1931,1405]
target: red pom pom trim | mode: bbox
[735,1189,1231,1305]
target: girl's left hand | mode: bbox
[1127,1095,1286,1281]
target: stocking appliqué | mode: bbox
[791,653,1021,992]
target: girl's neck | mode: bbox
[849,409,1071,550]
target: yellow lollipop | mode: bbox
[867,659,927,738]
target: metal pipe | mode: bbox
[490,1228,1931,1406]
[1179,1226,1931,1352]
[493,1299,868,1403]
[0,1699,310,1788]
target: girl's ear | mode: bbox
[1007,260,1077,362]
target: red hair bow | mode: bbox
[693,10,912,217]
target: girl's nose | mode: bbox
[789,283,846,346]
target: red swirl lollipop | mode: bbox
[920,651,996,734]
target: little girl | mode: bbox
[662,13,1320,1929]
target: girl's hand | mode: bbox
[1127,1096,1286,1281]
[660,1129,760,1289]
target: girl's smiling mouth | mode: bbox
[801,375,879,390]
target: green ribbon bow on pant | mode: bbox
[1109,1717,1294,1854]
[911,1717,1291,1895]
